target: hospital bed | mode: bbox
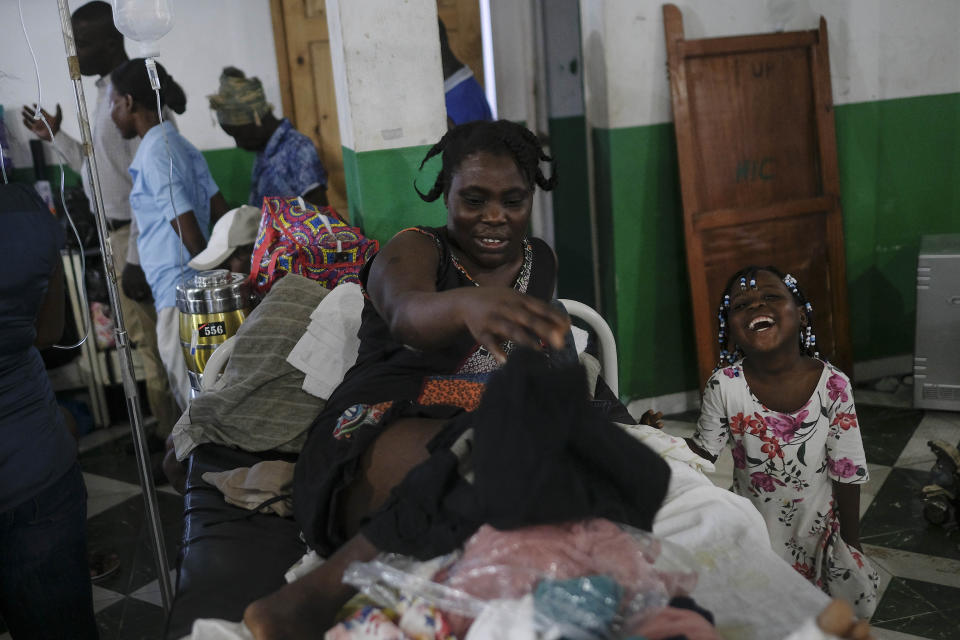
[165,281,829,639]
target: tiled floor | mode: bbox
[0,424,182,640]
[1,376,958,639]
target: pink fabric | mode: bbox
[438,519,663,602]
[434,519,699,636]
[627,606,722,640]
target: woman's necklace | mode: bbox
[448,239,533,293]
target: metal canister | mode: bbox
[176,269,253,392]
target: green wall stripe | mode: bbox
[548,115,597,305]
[202,147,255,209]
[592,91,960,399]
[9,164,82,189]
[835,93,960,359]
[342,145,445,242]
[593,124,700,399]
[10,147,254,212]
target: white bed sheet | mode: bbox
[643,427,830,640]
[181,427,830,640]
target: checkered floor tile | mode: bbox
[0,430,182,640]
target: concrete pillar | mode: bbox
[488,0,536,126]
[327,0,448,241]
[486,0,556,248]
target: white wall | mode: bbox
[543,0,584,119]
[326,0,446,152]
[489,0,537,125]
[0,0,280,169]
[580,0,960,130]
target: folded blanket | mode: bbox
[173,275,331,460]
[202,460,295,517]
[286,282,364,399]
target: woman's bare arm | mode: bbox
[366,231,569,361]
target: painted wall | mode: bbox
[580,0,960,401]
[326,0,447,241]
[4,0,957,403]
[0,0,278,206]
[541,0,596,306]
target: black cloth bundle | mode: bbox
[362,348,671,558]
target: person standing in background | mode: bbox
[438,18,493,128]
[208,67,329,208]
[110,58,227,411]
[0,184,98,640]
[21,1,179,449]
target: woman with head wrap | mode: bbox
[209,67,329,207]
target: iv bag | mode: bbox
[112,0,173,57]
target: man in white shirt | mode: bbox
[21,1,178,447]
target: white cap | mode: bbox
[189,205,262,271]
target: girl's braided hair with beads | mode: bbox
[415,120,557,202]
[715,265,820,369]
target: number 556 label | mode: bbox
[197,321,226,338]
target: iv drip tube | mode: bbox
[56,0,174,611]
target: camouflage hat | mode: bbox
[207,66,273,126]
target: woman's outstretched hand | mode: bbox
[458,287,570,363]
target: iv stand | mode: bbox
[56,0,174,612]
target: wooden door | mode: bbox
[663,4,853,384]
[437,0,485,87]
[271,0,485,217]
[271,0,346,212]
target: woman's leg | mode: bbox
[0,463,98,640]
[244,417,447,640]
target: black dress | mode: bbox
[294,226,670,559]
[293,226,557,553]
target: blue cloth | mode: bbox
[249,118,327,207]
[0,463,97,639]
[129,121,216,311]
[534,575,622,639]
[444,67,492,126]
[0,184,75,514]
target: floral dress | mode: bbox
[693,359,879,617]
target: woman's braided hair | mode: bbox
[415,120,557,202]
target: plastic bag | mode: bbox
[343,519,698,639]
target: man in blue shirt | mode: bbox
[208,67,329,208]
[439,19,493,127]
